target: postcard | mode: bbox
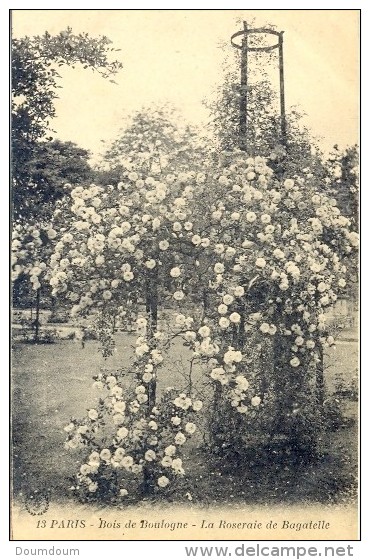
[11,9,359,541]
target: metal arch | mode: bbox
[231,28,283,52]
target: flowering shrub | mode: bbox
[64,351,202,501]
[12,222,55,293]
[12,222,58,341]
[325,144,359,230]
[47,148,358,500]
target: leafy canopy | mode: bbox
[12,27,123,219]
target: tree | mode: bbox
[11,27,123,219]
[12,221,56,340]
[94,105,207,184]
[13,139,94,220]
[12,138,95,319]
[324,144,359,231]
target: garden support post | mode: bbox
[145,278,151,316]
[142,269,159,495]
[316,343,325,407]
[237,301,246,347]
[278,32,287,146]
[34,287,41,342]
[272,330,290,434]
[139,274,157,497]
[274,339,318,457]
[202,288,208,312]
[272,309,318,457]
[146,268,158,413]
[239,21,248,152]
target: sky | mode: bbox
[12,9,359,159]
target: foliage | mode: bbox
[206,29,327,182]
[12,27,123,219]
[13,140,94,220]
[12,221,56,293]
[94,106,206,184]
[12,221,58,340]
[324,145,359,231]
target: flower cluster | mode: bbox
[12,223,54,290]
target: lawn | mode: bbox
[11,329,358,508]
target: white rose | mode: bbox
[175,432,186,445]
[214,263,225,274]
[145,259,156,269]
[170,267,181,278]
[158,476,170,488]
[184,331,196,342]
[290,357,300,368]
[116,427,129,440]
[145,449,156,462]
[255,257,266,268]
[261,214,271,224]
[165,444,177,456]
[100,448,111,461]
[192,400,203,412]
[234,286,245,297]
[219,317,230,329]
[284,179,295,189]
[229,312,241,324]
[198,325,211,338]
[214,244,225,254]
[173,290,185,301]
[88,409,99,421]
[223,294,234,305]
[218,304,228,315]
[113,401,126,414]
[185,422,196,434]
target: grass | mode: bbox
[11,331,358,507]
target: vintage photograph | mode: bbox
[11,9,359,540]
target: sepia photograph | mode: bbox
[10,9,359,541]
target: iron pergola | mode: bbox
[231,22,287,152]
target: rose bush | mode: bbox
[45,147,357,501]
[12,221,58,340]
